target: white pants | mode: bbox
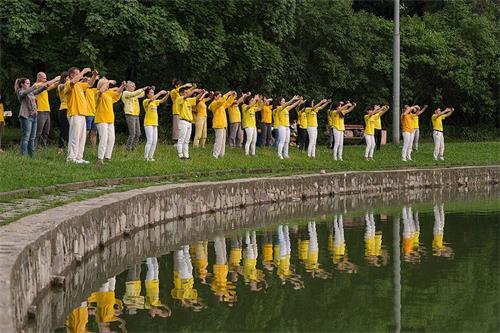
[333,128,344,160]
[277,126,290,158]
[364,134,375,158]
[67,115,87,160]
[146,257,159,280]
[433,131,444,159]
[144,125,158,159]
[96,123,115,160]
[413,128,420,150]
[244,127,257,155]
[307,126,318,158]
[214,236,227,264]
[177,119,192,158]
[213,128,227,158]
[402,131,414,160]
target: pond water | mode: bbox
[26,187,499,333]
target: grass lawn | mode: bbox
[1,140,499,193]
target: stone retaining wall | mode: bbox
[0,166,498,332]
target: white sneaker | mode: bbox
[76,159,90,164]
[339,158,343,161]
[439,157,445,161]
[402,158,407,162]
[279,155,284,160]
[149,158,155,162]
[284,155,290,159]
[66,158,76,163]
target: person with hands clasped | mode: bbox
[431,107,455,161]
[143,87,169,162]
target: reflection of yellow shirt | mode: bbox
[229,248,242,268]
[210,264,236,301]
[278,255,291,277]
[403,237,413,255]
[375,232,383,256]
[66,306,89,333]
[96,291,121,324]
[123,280,145,309]
[432,114,446,131]
[243,258,258,281]
[171,272,198,301]
[433,234,444,249]
[305,251,319,271]
[145,279,162,308]
[143,99,161,126]
[298,240,309,260]
[0,103,4,122]
[365,237,376,257]
[262,244,273,262]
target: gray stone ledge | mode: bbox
[0,166,499,332]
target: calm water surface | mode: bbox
[40,191,499,332]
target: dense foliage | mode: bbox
[0,0,498,130]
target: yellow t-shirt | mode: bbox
[305,107,319,127]
[372,112,382,130]
[332,110,347,131]
[364,114,375,135]
[95,89,120,124]
[412,114,419,129]
[261,105,272,124]
[143,99,161,126]
[297,109,308,129]
[34,83,50,112]
[242,104,258,128]
[96,291,119,324]
[178,96,197,123]
[229,248,242,267]
[432,114,446,131]
[228,104,241,123]
[58,85,68,110]
[278,106,290,127]
[272,108,280,128]
[170,87,181,115]
[209,94,234,129]
[401,114,414,133]
[327,109,335,127]
[65,81,90,117]
[196,99,208,118]
[0,103,4,122]
[85,88,98,117]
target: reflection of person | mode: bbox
[171,246,205,311]
[123,265,144,315]
[305,221,331,279]
[66,301,89,333]
[365,212,388,266]
[243,231,267,291]
[402,207,421,263]
[210,236,237,305]
[145,257,171,318]
[261,231,274,271]
[276,225,304,289]
[229,236,243,283]
[93,277,126,332]
[433,204,454,258]
[193,241,210,284]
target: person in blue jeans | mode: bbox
[15,75,59,157]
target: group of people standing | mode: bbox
[7,67,456,165]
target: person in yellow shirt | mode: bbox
[57,72,70,153]
[95,78,126,165]
[411,104,428,151]
[122,81,148,151]
[432,203,454,258]
[401,105,417,161]
[228,92,250,147]
[243,231,267,291]
[304,221,331,279]
[172,246,206,310]
[242,94,264,156]
[276,95,303,159]
[145,257,171,318]
[143,87,169,161]
[330,101,356,161]
[169,79,193,145]
[365,211,388,266]
[328,214,357,273]
[363,105,383,160]
[229,236,243,283]
[258,97,274,147]
[261,232,274,272]
[276,224,304,289]
[432,107,455,161]
[193,91,212,148]
[83,77,98,147]
[0,93,5,153]
[176,87,203,159]
[65,67,98,164]
[305,98,330,158]
[296,105,308,150]
[192,240,210,284]
[65,301,89,333]
[209,91,236,159]
[34,72,59,147]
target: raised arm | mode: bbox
[288,97,304,110]
[345,102,357,114]
[236,92,251,105]
[70,68,91,84]
[87,70,99,87]
[283,95,300,108]
[379,105,390,116]
[159,90,170,104]
[417,104,428,116]
[443,107,455,117]
[314,99,330,111]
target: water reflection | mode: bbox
[43,192,499,333]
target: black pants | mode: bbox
[375,129,382,150]
[297,127,308,150]
[259,123,273,147]
[58,109,69,149]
